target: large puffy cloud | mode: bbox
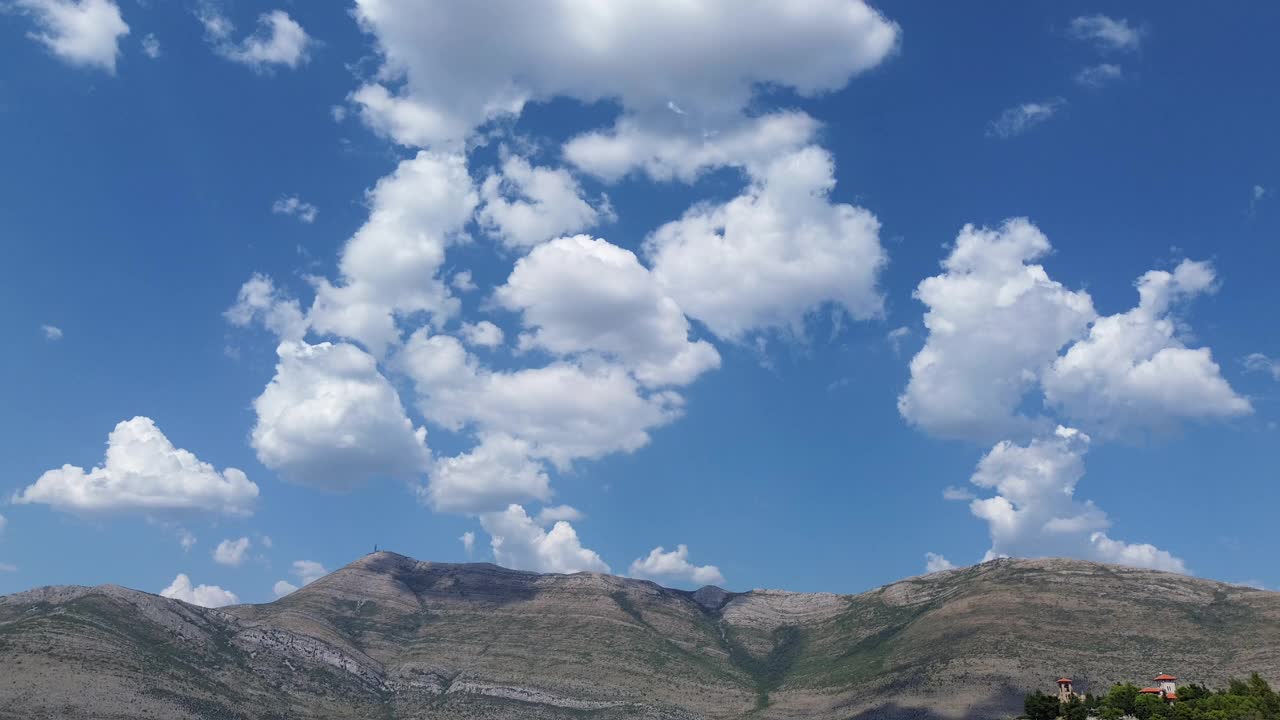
[965,426,1186,574]
[477,156,611,249]
[422,434,551,514]
[565,111,820,184]
[199,8,311,71]
[1043,260,1252,437]
[495,235,720,386]
[899,219,1096,442]
[14,417,258,516]
[160,573,240,608]
[351,0,898,148]
[16,0,129,74]
[307,152,477,357]
[480,504,609,574]
[251,340,430,490]
[629,545,725,587]
[645,146,886,340]
[397,331,683,469]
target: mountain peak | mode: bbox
[4,553,1277,719]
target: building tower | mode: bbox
[1057,678,1075,703]
[1154,674,1177,699]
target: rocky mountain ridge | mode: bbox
[2,552,1278,719]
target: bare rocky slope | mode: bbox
[2,552,1278,719]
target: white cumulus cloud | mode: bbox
[459,321,504,349]
[422,434,551,514]
[160,573,240,608]
[477,156,611,249]
[899,219,1096,442]
[307,151,477,357]
[924,552,955,573]
[646,146,885,341]
[629,544,724,587]
[212,536,251,567]
[250,340,430,490]
[291,559,327,585]
[16,0,129,74]
[1043,260,1251,438]
[200,8,311,71]
[42,324,63,340]
[14,417,259,516]
[272,559,327,597]
[536,505,583,525]
[225,274,308,341]
[565,111,820,184]
[966,426,1186,574]
[480,504,609,574]
[496,234,720,387]
[349,0,898,148]
[397,330,683,470]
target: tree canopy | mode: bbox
[1023,674,1280,720]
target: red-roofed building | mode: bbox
[1138,675,1179,701]
[1057,674,1180,704]
[1057,678,1076,703]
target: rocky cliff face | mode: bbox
[2,553,1278,720]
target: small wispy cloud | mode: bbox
[272,195,318,223]
[1075,63,1123,88]
[887,326,911,355]
[987,98,1065,139]
[1069,15,1143,53]
[41,324,63,341]
[141,33,161,59]
[1244,353,1280,380]
[1251,185,1271,214]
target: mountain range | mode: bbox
[2,552,1278,719]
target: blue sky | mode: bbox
[2,1,1278,605]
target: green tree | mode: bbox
[1177,684,1213,703]
[1064,695,1090,720]
[1097,704,1123,720]
[1026,691,1062,720]
[1134,692,1166,720]
[1107,683,1141,716]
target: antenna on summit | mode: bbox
[373,543,379,554]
